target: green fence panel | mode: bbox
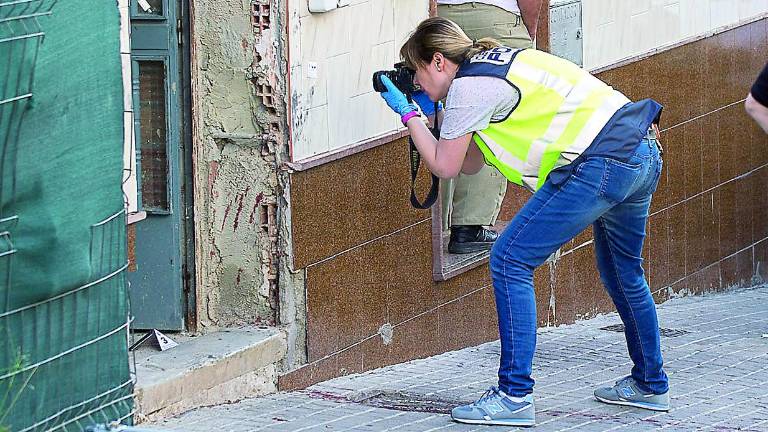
[1,0,133,430]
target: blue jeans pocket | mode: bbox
[649,157,663,194]
[599,158,644,204]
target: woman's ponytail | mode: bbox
[466,37,501,59]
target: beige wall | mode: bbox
[582,0,768,70]
[288,0,429,160]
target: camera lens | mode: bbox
[372,71,388,93]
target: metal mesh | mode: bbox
[0,240,133,430]
[0,0,56,212]
[0,1,134,430]
[1,210,134,431]
[0,0,57,20]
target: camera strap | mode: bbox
[409,102,441,209]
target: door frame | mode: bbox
[178,0,197,331]
[128,0,196,330]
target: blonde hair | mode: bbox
[400,17,501,70]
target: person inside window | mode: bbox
[433,0,542,254]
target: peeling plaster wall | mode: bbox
[274,2,309,371]
[190,0,286,330]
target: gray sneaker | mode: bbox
[451,387,535,427]
[594,377,670,411]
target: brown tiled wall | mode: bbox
[281,18,768,391]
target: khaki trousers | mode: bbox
[437,2,533,230]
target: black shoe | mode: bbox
[448,225,498,254]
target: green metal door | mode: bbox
[128,0,188,330]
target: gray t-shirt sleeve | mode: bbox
[440,76,520,140]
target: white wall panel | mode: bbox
[710,0,740,29]
[656,3,682,48]
[581,0,768,70]
[293,105,330,159]
[347,92,400,145]
[291,61,329,110]
[739,0,768,20]
[289,0,429,161]
[679,0,711,40]
[393,0,430,51]
[327,52,356,148]
[299,7,352,60]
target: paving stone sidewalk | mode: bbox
[157,286,768,431]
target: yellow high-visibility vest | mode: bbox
[461,48,630,191]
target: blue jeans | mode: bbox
[490,137,669,396]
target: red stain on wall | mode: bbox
[209,161,220,197]
[249,193,265,224]
[221,201,232,231]
[233,186,250,231]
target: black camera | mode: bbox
[372,62,416,96]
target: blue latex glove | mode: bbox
[380,75,418,117]
[412,90,443,117]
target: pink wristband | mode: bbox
[401,111,421,126]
